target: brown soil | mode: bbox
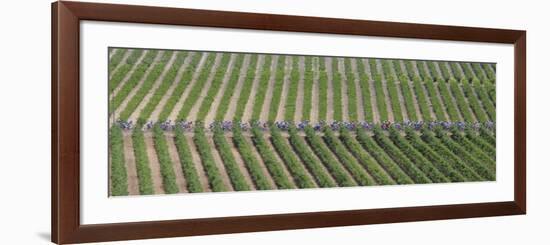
[204,54,237,123]
[350,59,365,122]
[440,82,464,121]
[362,58,380,123]
[110,50,148,100]
[337,58,350,121]
[205,137,235,191]
[185,134,212,192]
[109,49,133,80]
[293,56,306,122]
[310,57,320,122]
[375,59,395,122]
[432,81,451,121]
[122,132,140,195]
[263,135,297,188]
[407,79,423,121]
[242,55,265,122]
[268,135,315,187]
[165,134,188,193]
[243,136,277,188]
[143,132,165,194]
[226,135,257,190]
[318,137,358,185]
[324,57,335,122]
[187,53,224,122]
[287,136,337,186]
[275,56,291,122]
[224,55,252,121]
[389,60,410,121]
[259,55,279,122]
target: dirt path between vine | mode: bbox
[432,80,451,121]
[109,48,117,59]
[269,136,316,188]
[337,58,350,122]
[244,137,277,188]
[275,56,291,122]
[350,59,365,122]
[263,135,297,188]
[325,57,335,122]
[389,60,410,121]
[224,55,251,121]
[109,49,132,80]
[164,135,188,193]
[143,132,165,194]
[205,136,235,191]
[441,82,464,121]
[122,133,140,195]
[113,51,164,122]
[167,53,208,121]
[204,54,237,124]
[310,57,320,122]
[419,78,438,120]
[288,136,337,187]
[110,50,148,100]
[293,56,306,123]
[186,135,212,192]
[259,55,279,122]
[318,137,358,186]
[457,84,479,121]
[226,136,257,190]
[362,58,380,123]
[242,55,265,122]
[149,52,195,122]
[186,53,223,122]
[375,59,395,122]
[128,52,178,123]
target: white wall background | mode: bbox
[0,0,547,244]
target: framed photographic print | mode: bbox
[51,1,526,244]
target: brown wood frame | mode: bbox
[51,1,526,244]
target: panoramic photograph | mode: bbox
[108,47,496,196]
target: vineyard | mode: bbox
[108,48,496,196]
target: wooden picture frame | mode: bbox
[52,1,526,244]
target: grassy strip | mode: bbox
[403,128,466,182]
[420,129,483,181]
[109,49,144,94]
[137,51,188,124]
[339,129,394,185]
[192,124,227,192]
[176,53,217,121]
[323,128,375,186]
[449,78,475,122]
[270,127,316,188]
[118,51,174,121]
[109,126,128,196]
[232,125,273,190]
[427,61,443,80]
[398,75,418,121]
[388,128,449,183]
[251,127,294,189]
[435,129,495,180]
[214,54,246,121]
[110,50,158,113]
[372,127,431,183]
[301,57,314,121]
[268,56,287,122]
[472,78,496,121]
[412,76,433,121]
[437,80,462,121]
[382,60,403,122]
[284,56,300,121]
[157,52,202,121]
[437,62,452,81]
[461,63,476,81]
[332,58,343,121]
[251,55,273,121]
[461,78,489,122]
[450,62,466,80]
[357,59,374,122]
[288,128,336,188]
[416,61,430,80]
[108,49,127,74]
[173,127,203,193]
[304,127,355,186]
[424,77,447,121]
[483,63,496,83]
[211,127,251,191]
[344,58,359,121]
[131,128,154,195]
[233,55,260,120]
[195,53,232,121]
[152,124,179,194]
[318,57,329,121]
[371,60,389,121]
[450,129,496,167]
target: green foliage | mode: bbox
[211,126,251,191]
[138,51,188,124]
[398,75,418,121]
[437,79,462,121]
[423,77,447,121]
[427,61,443,80]
[192,123,227,192]
[372,127,431,183]
[270,126,316,188]
[479,127,496,145]
[322,128,375,186]
[404,60,417,80]
[152,124,179,194]
[465,129,496,158]
[110,50,158,113]
[449,78,475,122]
[472,78,496,121]
[355,128,413,184]
[387,128,449,183]
[416,61,430,80]
[177,53,217,120]
[251,127,294,189]
[109,126,128,196]
[131,127,154,195]
[344,58,358,121]
[157,52,202,122]
[437,62,452,81]
[301,57,314,121]
[284,56,300,121]
[268,56,287,122]
[108,49,127,74]
[460,63,476,81]
[196,53,232,121]
[482,63,496,83]
[449,129,496,168]
[233,55,259,121]
[403,128,466,182]
[214,54,245,121]
[332,58,343,121]
[356,59,374,122]
[232,124,273,190]
[461,78,489,122]
[304,127,355,186]
[109,49,144,94]
[412,76,433,121]
[288,127,336,188]
[318,57,329,121]
[382,60,403,122]
[371,61,389,122]
[392,60,405,78]
[173,127,203,193]
[450,62,465,80]
[471,63,488,81]
[339,129,394,185]
[251,55,274,120]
